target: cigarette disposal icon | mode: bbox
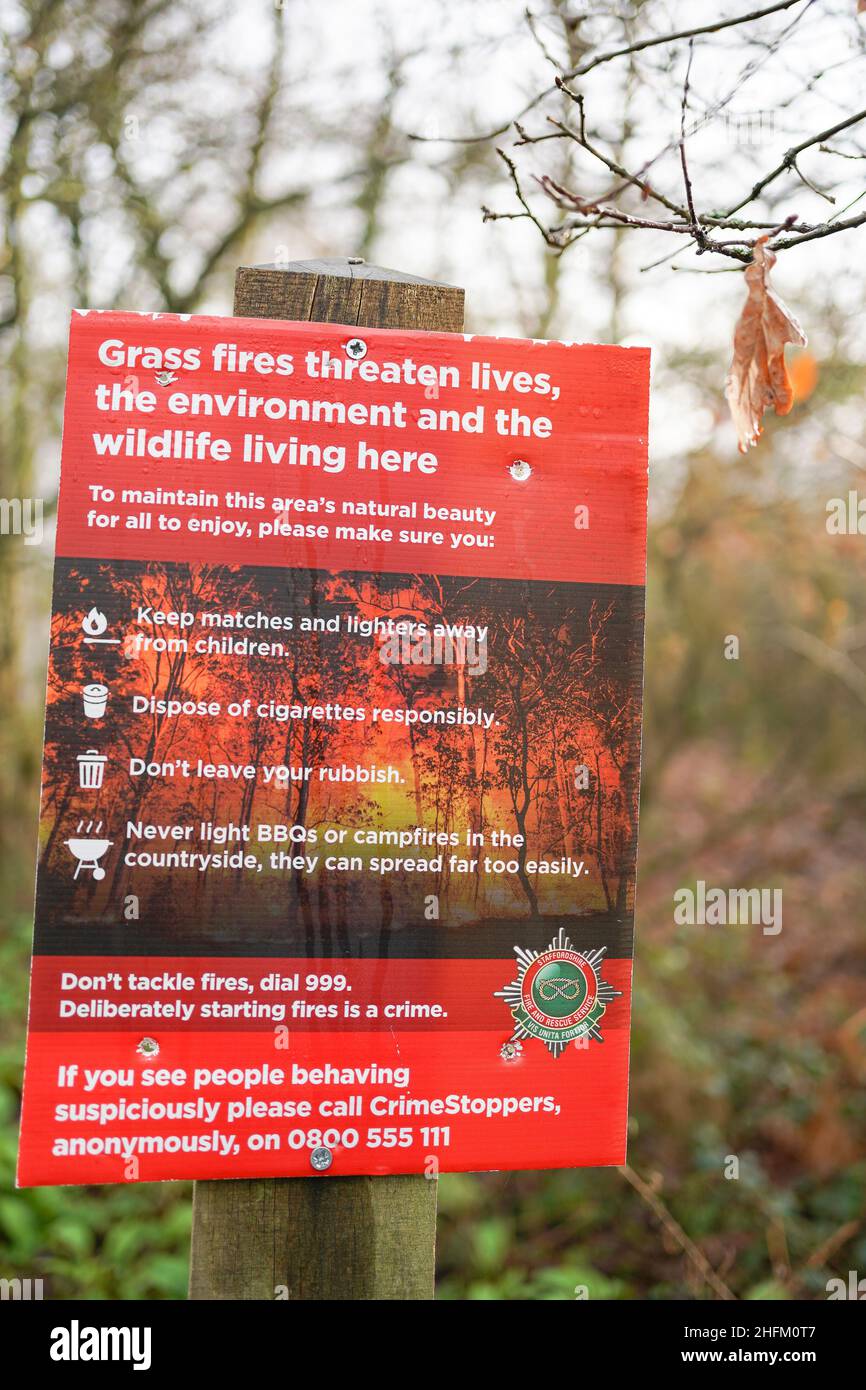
[82,683,108,718]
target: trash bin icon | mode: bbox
[82,683,108,718]
[77,750,107,789]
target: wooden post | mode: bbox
[188,256,465,1301]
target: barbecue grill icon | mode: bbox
[65,821,113,880]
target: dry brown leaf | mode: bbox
[725,236,807,452]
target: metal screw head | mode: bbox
[500,1040,523,1061]
[137,1037,159,1058]
[509,460,532,482]
[347,257,365,265]
[310,1146,333,1172]
[345,337,367,360]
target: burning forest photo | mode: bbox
[36,559,644,957]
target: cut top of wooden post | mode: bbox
[234,257,465,333]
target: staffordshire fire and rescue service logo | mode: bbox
[495,927,621,1057]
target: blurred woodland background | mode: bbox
[1,0,865,1299]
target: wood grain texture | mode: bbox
[189,1175,438,1301]
[232,260,465,332]
[188,257,465,1302]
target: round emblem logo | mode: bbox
[522,950,596,1031]
[495,930,621,1057]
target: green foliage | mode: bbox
[0,914,191,1299]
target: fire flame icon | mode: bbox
[82,607,107,636]
[82,607,120,645]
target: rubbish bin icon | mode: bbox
[77,750,107,790]
[82,683,108,718]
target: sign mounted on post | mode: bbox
[18,309,649,1187]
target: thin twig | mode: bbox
[790,158,835,204]
[524,7,563,73]
[619,1163,737,1301]
[724,108,866,216]
[679,39,707,252]
[770,208,866,251]
[564,0,808,82]
[819,145,866,160]
[496,148,571,247]
[407,0,808,146]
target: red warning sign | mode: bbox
[18,310,648,1186]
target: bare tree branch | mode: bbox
[485,3,866,269]
[563,0,809,82]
